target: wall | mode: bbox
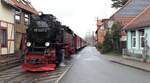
[97,25,106,44]
[0,0,14,23]
[145,27,150,61]
[0,0,15,55]
[145,27,150,48]
[127,28,150,58]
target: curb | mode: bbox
[110,60,150,72]
[54,64,73,83]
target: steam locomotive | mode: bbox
[22,13,87,72]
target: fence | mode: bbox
[122,49,147,59]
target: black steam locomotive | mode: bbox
[22,13,65,71]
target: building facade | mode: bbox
[110,0,150,49]
[96,19,104,44]
[96,19,113,45]
[0,0,37,56]
[123,5,150,62]
[2,0,37,56]
[0,0,15,55]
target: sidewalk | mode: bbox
[0,55,22,71]
[103,54,150,72]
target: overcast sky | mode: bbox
[29,0,117,38]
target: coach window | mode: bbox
[0,29,7,47]
[15,10,21,23]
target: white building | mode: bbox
[0,0,15,55]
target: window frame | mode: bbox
[0,28,7,48]
[24,13,29,25]
[131,31,136,48]
[15,10,21,24]
[139,29,145,49]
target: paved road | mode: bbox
[60,46,150,83]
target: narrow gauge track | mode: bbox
[0,60,73,83]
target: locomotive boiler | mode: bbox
[22,14,65,71]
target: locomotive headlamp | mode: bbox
[26,42,31,47]
[45,42,50,47]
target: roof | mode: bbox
[111,0,132,18]
[113,16,135,26]
[123,5,150,30]
[62,25,74,34]
[110,0,150,27]
[96,19,103,33]
[96,19,103,27]
[112,0,150,17]
[2,0,37,14]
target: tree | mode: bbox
[101,32,113,53]
[99,22,122,54]
[111,22,121,52]
[111,0,129,8]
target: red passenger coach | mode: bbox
[74,34,78,51]
[62,26,87,58]
[63,26,75,57]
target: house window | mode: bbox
[139,29,145,48]
[131,31,136,48]
[15,10,21,23]
[0,29,7,47]
[24,14,29,25]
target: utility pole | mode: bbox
[92,31,95,46]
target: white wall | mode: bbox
[0,0,14,23]
[0,0,15,55]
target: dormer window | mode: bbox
[21,0,27,5]
[16,0,27,5]
[16,0,20,2]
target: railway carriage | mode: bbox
[63,26,76,57]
